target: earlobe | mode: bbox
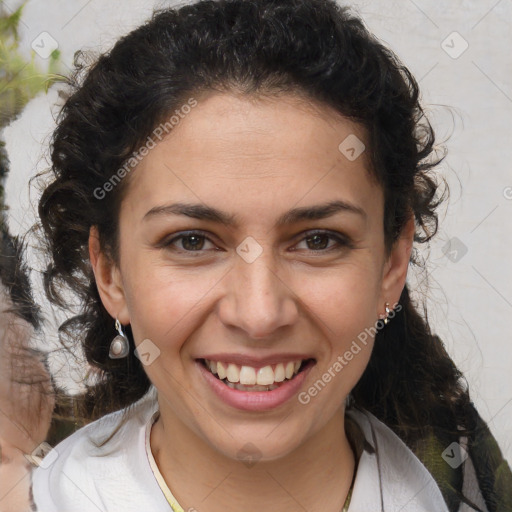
[380,215,415,307]
[88,226,130,324]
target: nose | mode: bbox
[217,248,299,340]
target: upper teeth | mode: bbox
[205,359,303,385]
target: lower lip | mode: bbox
[197,360,315,412]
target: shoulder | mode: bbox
[346,407,451,511]
[30,387,165,512]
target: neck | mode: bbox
[150,401,355,512]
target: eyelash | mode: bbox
[160,229,353,255]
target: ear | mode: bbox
[88,226,130,325]
[378,214,415,314]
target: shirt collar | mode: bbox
[346,408,450,511]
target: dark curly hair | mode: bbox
[34,0,510,508]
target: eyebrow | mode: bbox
[143,199,366,226]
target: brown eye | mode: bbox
[161,231,217,253]
[305,233,331,250]
[179,234,206,251]
[294,230,352,253]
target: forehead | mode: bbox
[121,92,382,226]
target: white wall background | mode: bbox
[2,0,511,462]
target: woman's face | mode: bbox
[0,290,54,511]
[91,92,412,461]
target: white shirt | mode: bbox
[30,386,481,512]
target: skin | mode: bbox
[0,286,55,512]
[89,92,414,512]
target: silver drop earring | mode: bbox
[109,318,130,359]
[383,302,392,325]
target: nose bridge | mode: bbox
[222,243,297,338]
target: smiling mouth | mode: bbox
[200,358,315,391]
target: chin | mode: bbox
[202,420,310,465]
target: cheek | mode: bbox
[122,260,224,350]
[300,260,382,335]
[297,262,381,387]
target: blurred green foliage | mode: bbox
[0,1,62,214]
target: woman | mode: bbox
[0,226,54,512]
[30,0,511,510]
